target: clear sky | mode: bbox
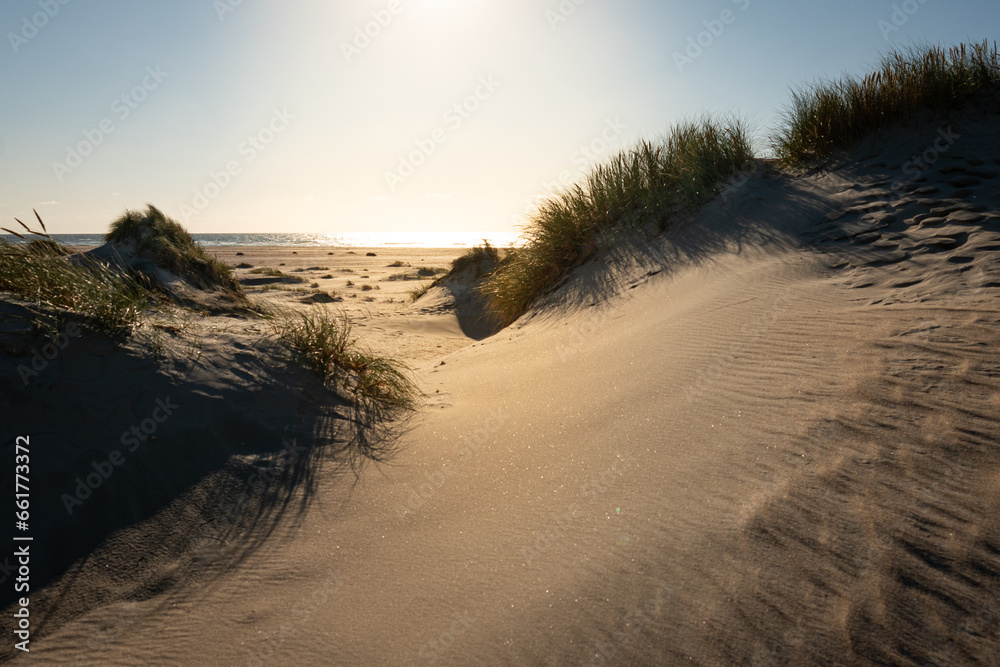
[0,0,996,234]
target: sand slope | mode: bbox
[9,112,1000,665]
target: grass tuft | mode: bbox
[276,311,417,446]
[25,238,69,256]
[480,117,754,326]
[0,214,148,336]
[106,204,242,293]
[773,41,1000,164]
[408,283,432,302]
[451,242,500,274]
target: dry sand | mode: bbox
[3,109,1000,665]
[213,246,490,361]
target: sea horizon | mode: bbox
[0,231,521,248]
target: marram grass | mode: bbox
[450,241,501,274]
[0,213,148,336]
[107,204,242,293]
[773,41,1000,164]
[480,117,754,326]
[478,42,999,328]
[276,310,417,436]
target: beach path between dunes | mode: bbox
[27,129,1000,664]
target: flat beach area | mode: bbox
[160,245,474,362]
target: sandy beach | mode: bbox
[52,244,485,364]
[3,98,1000,665]
[178,246,478,363]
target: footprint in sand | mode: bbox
[929,203,974,216]
[918,236,961,250]
[852,232,881,244]
[863,251,910,267]
[845,202,890,215]
[946,210,986,224]
[949,177,982,188]
[941,164,998,179]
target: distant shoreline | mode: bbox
[61,244,477,253]
[0,232,520,249]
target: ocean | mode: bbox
[2,231,520,248]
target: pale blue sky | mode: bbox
[0,0,996,234]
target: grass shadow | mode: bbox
[518,164,835,318]
[0,310,411,651]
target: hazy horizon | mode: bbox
[0,229,522,248]
[1,0,996,234]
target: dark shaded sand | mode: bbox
[4,109,1000,664]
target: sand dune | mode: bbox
[4,110,1000,665]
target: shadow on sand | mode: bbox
[0,314,408,647]
[525,166,835,318]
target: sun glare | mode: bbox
[409,0,486,28]
[420,0,466,10]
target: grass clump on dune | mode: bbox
[480,117,754,326]
[450,242,501,274]
[248,267,306,283]
[277,311,417,446]
[24,238,69,256]
[1,213,148,336]
[107,204,242,293]
[407,242,506,304]
[773,41,1000,164]
[408,283,432,302]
